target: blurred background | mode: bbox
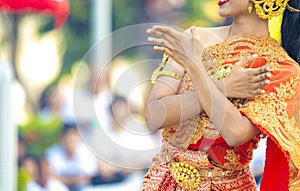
[0,0,264,191]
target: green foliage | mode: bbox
[19,114,62,158]
[17,168,31,191]
[60,0,90,75]
[182,0,222,27]
[112,0,136,29]
[112,0,147,29]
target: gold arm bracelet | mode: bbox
[287,4,300,13]
[151,54,183,84]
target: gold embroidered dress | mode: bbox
[142,33,300,191]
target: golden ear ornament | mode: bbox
[251,0,289,19]
[248,5,253,13]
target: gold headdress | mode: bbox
[251,0,289,19]
[267,1,300,44]
[269,14,283,44]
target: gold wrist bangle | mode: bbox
[151,54,183,84]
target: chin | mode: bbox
[218,10,229,18]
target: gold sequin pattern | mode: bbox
[202,33,291,72]
[142,141,257,190]
[223,150,242,169]
[162,34,290,149]
[220,135,261,171]
[240,77,300,170]
[169,161,249,190]
[169,161,201,190]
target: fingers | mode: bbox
[251,72,272,83]
[250,66,271,76]
[146,27,175,43]
[251,89,265,95]
[147,25,179,55]
[148,36,173,48]
[234,54,272,77]
[235,54,257,68]
[148,37,174,56]
[257,80,270,88]
[248,79,270,96]
[147,25,179,41]
[153,46,174,57]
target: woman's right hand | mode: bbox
[224,54,272,98]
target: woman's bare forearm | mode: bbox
[186,61,260,146]
[146,79,232,131]
[146,92,201,130]
[146,59,269,131]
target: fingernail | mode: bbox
[146,29,151,33]
[260,90,265,94]
[252,54,258,58]
[148,37,153,41]
[265,67,271,72]
[266,73,272,78]
[265,80,270,84]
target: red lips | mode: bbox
[218,0,229,6]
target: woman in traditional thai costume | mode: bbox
[143,0,300,190]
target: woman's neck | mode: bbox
[230,16,269,37]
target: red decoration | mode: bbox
[0,0,69,27]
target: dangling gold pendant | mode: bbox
[248,5,253,13]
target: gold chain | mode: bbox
[287,3,300,12]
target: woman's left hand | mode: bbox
[147,25,204,69]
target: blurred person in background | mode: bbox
[71,64,127,188]
[24,156,69,191]
[45,122,98,191]
[19,155,39,190]
[108,94,160,164]
[39,86,65,120]
[84,95,160,191]
[72,64,112,131]
[90,159,126,186]
[18,133,26,166]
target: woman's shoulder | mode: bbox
[185,25,231,47]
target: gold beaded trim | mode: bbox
[170,161,201,190]
[169,161,247,190]
[151,54,183,84]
